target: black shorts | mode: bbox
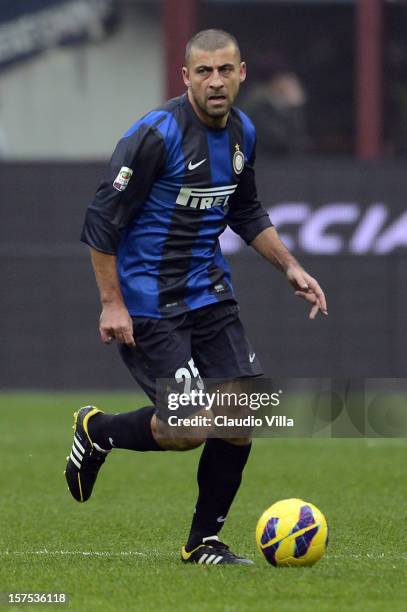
[119,300,263,418]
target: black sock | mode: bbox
[88,406,163,451]
[186,438,252,550]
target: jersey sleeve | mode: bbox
[226,147,272,244]
[81,124,166,254]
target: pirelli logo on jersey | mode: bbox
[176,184,238,210]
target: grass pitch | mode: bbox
[0,392,406,611]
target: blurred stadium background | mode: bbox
[1,0,406,390]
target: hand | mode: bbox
[99,302,136,346]
[286,266,328,320]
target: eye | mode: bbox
[197,67,210,75]
[221,66,233,75]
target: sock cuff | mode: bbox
[133,406,162,451]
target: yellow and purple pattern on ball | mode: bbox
[256,498,328,567]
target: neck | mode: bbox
[187,90,228,129]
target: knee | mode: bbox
[227,437,252,446]
[151,414,206,450]
[154,432,206,451]
[168,435,206,451]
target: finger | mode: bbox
[114,326,136,347]
[123,329,136,347]
[291,271,309,290]
[295,291,323,319]
[100,328,115,344]
[295,291,317,304]
[302,278,328,315]
[309,303,320,320]
[306,279,328,314]
[311,286,327,313]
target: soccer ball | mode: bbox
[256,498,328,567]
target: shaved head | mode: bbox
[185,29,241,66]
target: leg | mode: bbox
[151,412,207,451]
[65,312,212,502]
[186,436,252,549]
[65,399,207,503]
[88,308,208,450]
[88,405,161,451]
[182,302,262,561]
[88,407,208,452]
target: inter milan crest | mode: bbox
[233,144,245,175]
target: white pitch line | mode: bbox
[0,550,145,557]
[1,551,406,562]
[326,553,407,560]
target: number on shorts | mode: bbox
[175,357,204,394]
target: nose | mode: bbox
[209,69,224,89]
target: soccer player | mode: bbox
[65,29,327,565]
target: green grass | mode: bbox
[0,393,406,611]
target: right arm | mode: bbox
[81,121,166,346]
[90,248,135,346]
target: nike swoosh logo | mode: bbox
[249,353,256,363]
[188,158,206,171]
[109,437,116,448]
[216,516,226,523]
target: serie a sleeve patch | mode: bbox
[113,166,133,192]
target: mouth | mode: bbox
[208,95,227,103]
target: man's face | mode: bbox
[183,44,246,127]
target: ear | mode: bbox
[239,62,247,84]
[182,66,191,88]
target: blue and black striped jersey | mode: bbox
[82,94,272,318]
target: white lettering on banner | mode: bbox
[299,204,359,254]
[265,203,310,251]
[218,203,407,255]
[374,211,407,254]
[349,204,388,253]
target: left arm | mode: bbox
[226,137,327,320]
[250,227,328,320]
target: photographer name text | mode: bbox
[167,415,294,428]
